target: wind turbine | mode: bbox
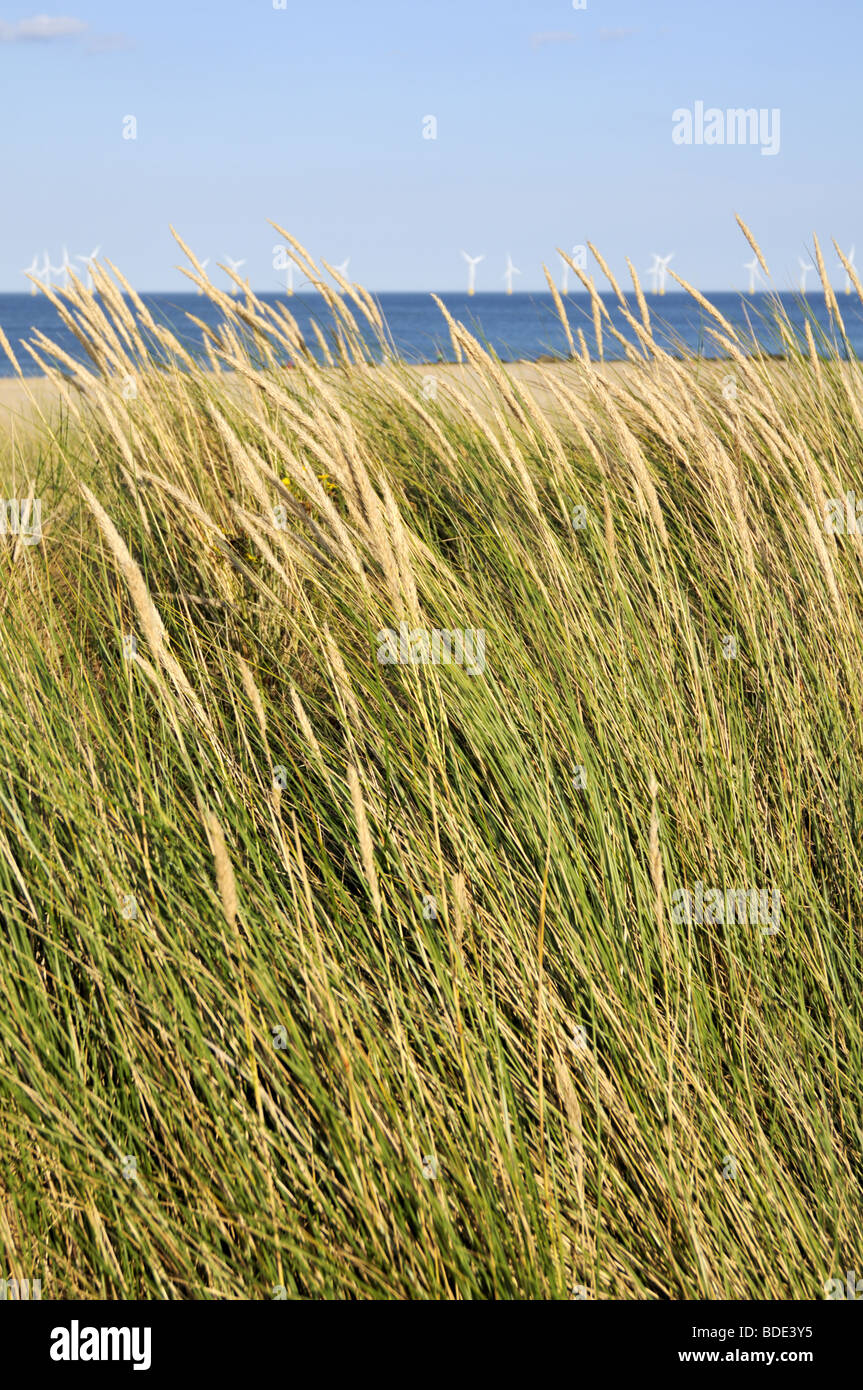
[798,257,815,294]
[21,254,41,295]
[58,245,77,288]
[223,255,247,295]
[197,258,210,294]
[560,246,581,295]
[743,256,764,295]
[838,245,856,295]
[284,261,295,296]
[503,253,521,296]
[47,253,65,289]
[461,250,484,296]
[649,252,674,296]
[324,258,351,295]
[76,245,101,290]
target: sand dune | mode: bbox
[0,377,60,431]
[0,360,636,438]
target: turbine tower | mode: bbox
[743,256,763,295]
[838,245,856,295]
[649,252,674,296]
[76,246,101,291]
[47,253,65,288]
[197,258,210,294]
[58,245,75,289]
[798,257,814,294]
[503,253,521,296]
[223,255,247,295]
[21,254,41,295]
[461,250,484,297]
[560,246,581,295]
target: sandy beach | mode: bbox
[0,376,62,432]
[0,359,639,439]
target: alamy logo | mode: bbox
[50,1320,151,1371]
[672,883,781,933]
[376,623,486,676]
[824,1271,863,1299]
[672,101,781,157]
[825,493,863,535]
[0,498,41,545]
[1,1277,41,1299]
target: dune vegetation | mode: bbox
[0,222,861,1299]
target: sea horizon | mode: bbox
[0,287,859,377]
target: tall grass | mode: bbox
[1,228,862,1298]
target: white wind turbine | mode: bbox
[197,258,210,294]
[503,253,521,295]
[560,246,580,295]
[326,259,350,294]
[284,261,295,296]
[743,256,764,295]
[58,245,77,288]
[798,256,815,294]
[838,245,856,295]
[47,252,65,288]
[461,250,484,296]
[21,253,41,295]
[223,254,247,294]
[76,245,101,290]
[649,252,674,296]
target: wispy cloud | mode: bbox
[0,14,88,42]
[530,31,579,50]
[531,26,638,50]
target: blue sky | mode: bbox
[0,0,859,292]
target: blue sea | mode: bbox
[0,289,860,377]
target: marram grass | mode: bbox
[0,228,862,1299]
